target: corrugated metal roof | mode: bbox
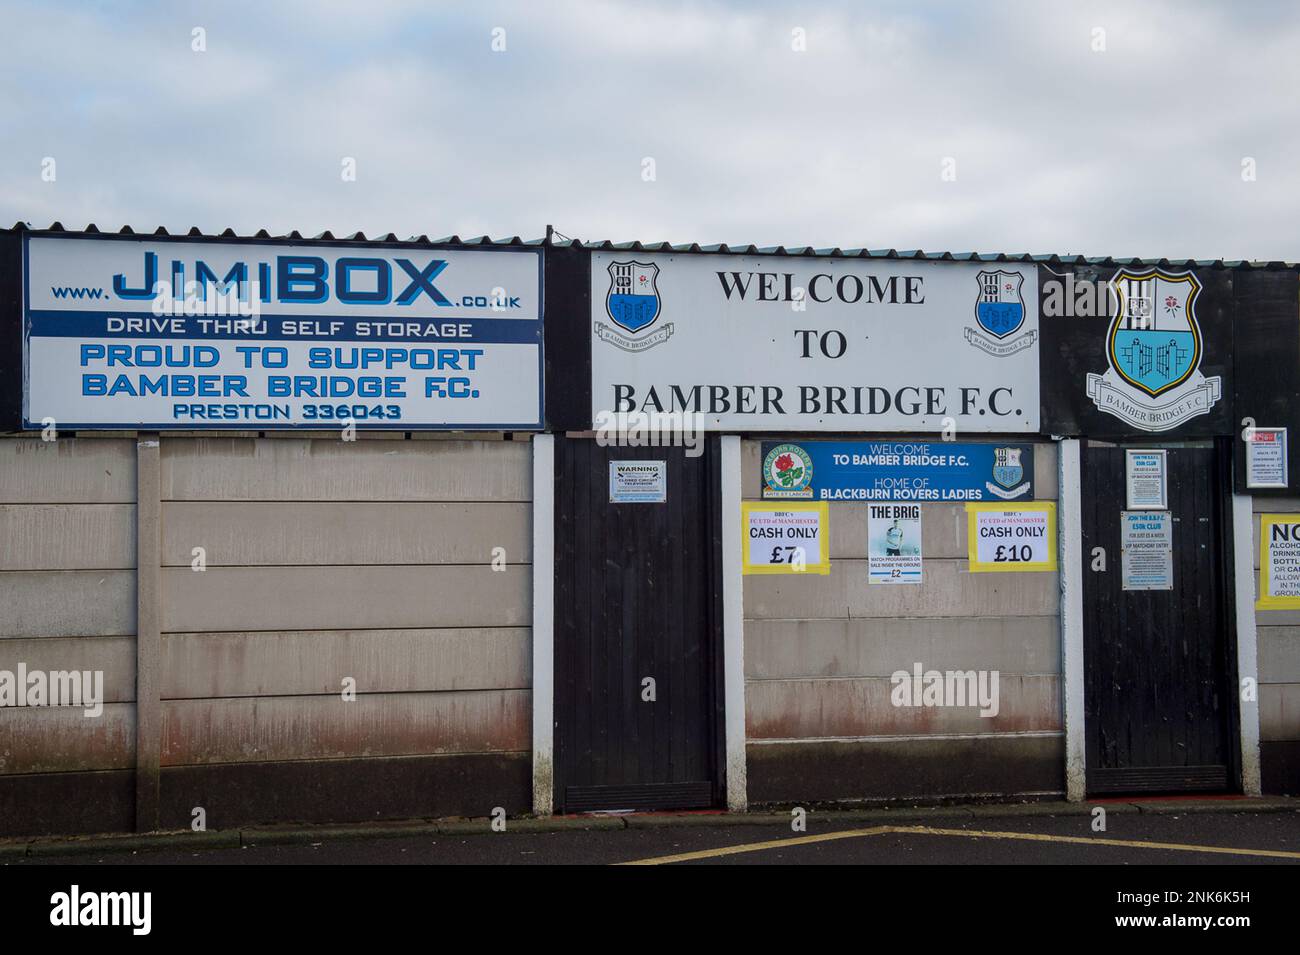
[4,221,545,247]
[576,238,1297,270]
[5,223,1294,268]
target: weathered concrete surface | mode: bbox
[160,438,531,501]
[161,501,531,565]
[161,628,530,698]
[161,565,531,632]
[0,438,136,503]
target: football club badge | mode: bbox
[965,269,1037,357]
[762,443,814,499]
[594,260,674,352]
[985,446,1030,499]
[1085,268,1221,431]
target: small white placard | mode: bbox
[609,460,667,503]
[1125,449,1168,510]
[1247,428,1288,489]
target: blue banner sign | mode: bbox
[760,440,1036,502]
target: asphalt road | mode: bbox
[10,809,1300,866]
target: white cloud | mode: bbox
[1,0,1298,259]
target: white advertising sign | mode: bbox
[609,460,667,503]
[868,503,923,584]
[591,252,1039,432]
[23,235,543,429]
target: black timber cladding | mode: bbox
[542,242,591,431]
[1232,268,1300,494]
[1080,441,1240,794]
[552,436,725,812]
[1036,263,1237,438]
[0,229,18,432]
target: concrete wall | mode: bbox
[1251,496,1300,794]
[0,434,533,836]
[0,439,138,833]
[742,440,1063,805]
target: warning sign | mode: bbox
[1258,514,1300,609]
[609,460,667,503]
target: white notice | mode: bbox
[1121,510,1173,591]
[868,503,922,584]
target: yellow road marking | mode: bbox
[615,826,893,865]
[906,825,1300,860]
[618,823,1300,865]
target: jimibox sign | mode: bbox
[21,234,544,430]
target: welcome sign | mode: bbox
[760,440,1036,501]
[591,252,1040,432]
[22,235,543,429]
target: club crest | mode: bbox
[1085,268,1221,431]
[1109,269,1199,396]
[965,269,1036,357]
[594,260,674,352]
[606,261,660,332]
[992,446,1024,489]
[762,443,814,499]
[984,445,1031,499]
[975,270,1025,339]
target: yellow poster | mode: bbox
[966,502,1057,573]
[741,501,830,575]
[1257,514,1300,609]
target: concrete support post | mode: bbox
[1232,493,1262,796]
[531,434,555,816]
[720,434,747,811]
[1058,438,1087,802]
[135,435,161,831]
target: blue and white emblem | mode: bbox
[964,268,1036,357]
[992,446,1024,489]
[606,261,661,333]
[1085,268,1222,431]
[985,445,1030,498]
[594,259,674,352]
[1109,269,1199,397]
[975,270,1025,339]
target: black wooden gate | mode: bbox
[1080,440,1239,794]
[552,437,724,812]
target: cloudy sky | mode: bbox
[2,0,1298,259]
